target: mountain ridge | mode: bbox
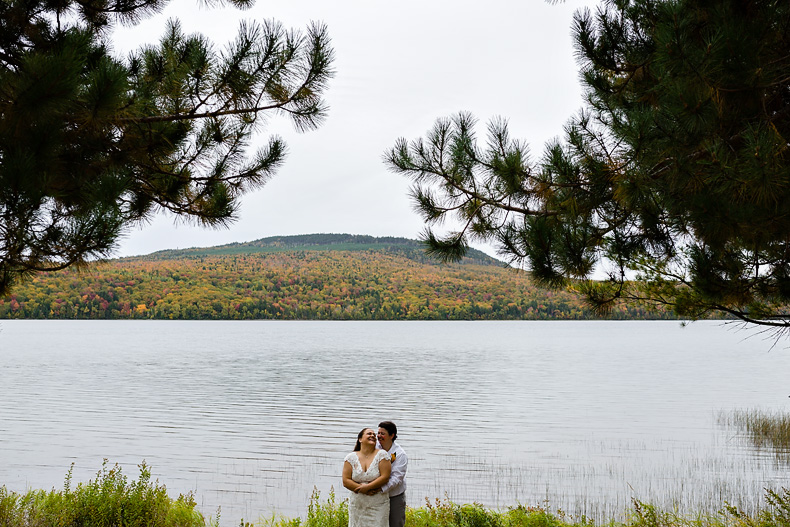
[135,233,501,266]
[0,233,672,321]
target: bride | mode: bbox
[342,428,392,527]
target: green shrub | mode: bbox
[257,489,348,527]
[756,487,790,527]
[305,488,348,527]
[0,461,204,527]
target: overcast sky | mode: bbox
[112,0,596,257]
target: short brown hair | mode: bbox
[378,421,397,440]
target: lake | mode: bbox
[0,320,788,524]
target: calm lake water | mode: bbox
[1,320,789,524]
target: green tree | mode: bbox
[0,0,334,295]
[387,0,790,330]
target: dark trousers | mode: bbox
[389,492,406,527]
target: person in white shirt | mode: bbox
[376,421,407,527]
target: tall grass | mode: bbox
[719,409,790,453]
[6,463,790,527]
[255,489,349,527]
[256,489,790,527]
[0,461,204,527]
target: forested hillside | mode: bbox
[0,235,673,320]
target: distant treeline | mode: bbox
[143,233,497,264]
[0,237,674,321]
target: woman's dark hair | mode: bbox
[354,428,371,451]
[378,421,397,441]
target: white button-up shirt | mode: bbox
[380,441,407,497]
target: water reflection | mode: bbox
[0,320,788,525]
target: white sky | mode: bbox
[112,0,596,257]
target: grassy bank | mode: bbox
[3,463,790,527]
[0,462,204,527]
[256,488,790,527]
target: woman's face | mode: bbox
[360,428,376,445]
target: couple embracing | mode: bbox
[342,421,407,527]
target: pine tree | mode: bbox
[0,0,333,295]
[386,0,790,331]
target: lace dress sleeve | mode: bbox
[344,452,357,466]
[375,449,390,466]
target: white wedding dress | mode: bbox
[344,449,390,527]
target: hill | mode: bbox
[0,234,672,320]
[143,233,498,264]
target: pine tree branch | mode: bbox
[120,102,290,123]
[73,0,162,15]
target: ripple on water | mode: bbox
[1,320,788,525]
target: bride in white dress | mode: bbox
[342,428,392,527]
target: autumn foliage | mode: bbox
[0,236,673,320]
